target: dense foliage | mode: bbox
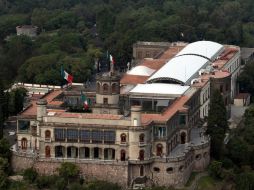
[207,89,228,160]
[206,105,254,189]
[0,0,254,85]
[238,60,254,99]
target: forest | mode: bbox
[0,0,254,189]
[0,0,254,86]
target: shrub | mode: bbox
[23,167,38,183]
[55,177,67,190]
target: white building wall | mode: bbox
[199,81,210,119]
[222,49,241,99]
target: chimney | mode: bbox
[36,99,47,121]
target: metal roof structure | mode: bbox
[176,41,224,60]
[127,65,155,76]
[147,41,224,85]
[147,55,208,84]
[130,83,189,96]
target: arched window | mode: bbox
[139,133,144,143]
[181,132,186,144]
[120,133,126,143]
[45,146,51,158]
[96,83,100,92]
[156,144,163,156]
[139,150,145,161]
[140,165,144,176]
[21,138,27,150]
[45,130,51,138]
[103,83,109,93]
[112,83,117,93]
[120,150,126,161]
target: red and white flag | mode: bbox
[110,54,115,65]
[63,70,73,83]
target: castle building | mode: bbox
[12,41,240,188]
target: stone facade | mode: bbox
[14,41,245,189]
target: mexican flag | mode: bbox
[110,54,115,65]
[61,66,73,83]
[81,92,89,110]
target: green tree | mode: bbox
[23,167,38,183]
[85,180,121,190]
[0,80,5,139]
[0,138,11,160]
[236,172,254,190]
[208,160,223,179]
[207,89,228,159]
[238,60,254,97]
[58,162,79,184]
[0,170,8,189]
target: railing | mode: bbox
[44,138,51,142]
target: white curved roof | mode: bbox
[176,41,224,60]
[147,55,208,84]
[130,83,189,96]
[127,66,155,76]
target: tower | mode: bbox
[92,72,120,114]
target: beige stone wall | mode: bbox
[96,94,119,104]
[150,156,193,186]
[193,144,210,171]
[43,116,131,126]
[12,154,129,187]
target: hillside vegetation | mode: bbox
[0,0,254,85]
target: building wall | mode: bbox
[210,74,231,118]
[16,26,38,37]
[12,154,129,187]
[193,143,210,171]
[133,42,171,61]
[222,49,241,99]
[150,155,193,186]
[199,81,210,119]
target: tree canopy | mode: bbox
[207,89,228,159]
[0,0,253,85]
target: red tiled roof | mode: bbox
[21,90,63,116]
[141,95,190,125]
[120,75,149,85]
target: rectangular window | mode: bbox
[103,98,108,104]
[18,120,30,131]
[179,115,186,125]
[92,130,103,143]
[67,129,78,142]
[154,126,166,138]
[104,131,116,144]
[54,128,66,141]
[79,130,91,143]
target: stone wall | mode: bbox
[12,154,129,187]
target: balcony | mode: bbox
[138,142,146,147]
[129,158,154,164]
[44,138,51,142]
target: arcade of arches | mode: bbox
[53,146,124,160]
